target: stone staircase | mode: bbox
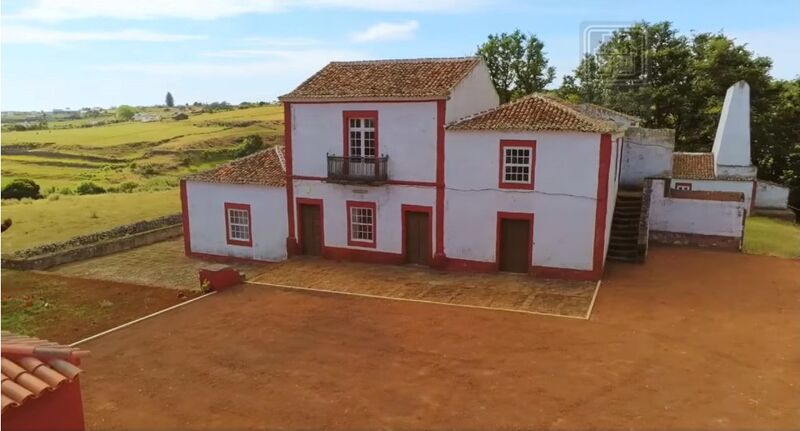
[608,190,646,262]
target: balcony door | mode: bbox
[344,111,378,179]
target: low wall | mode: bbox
[620,128,675,187]
[646,179,746,250]
[755,180,789,209]
[2,214,183,270]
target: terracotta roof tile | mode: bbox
[279,57,480,101]
[446,94,618,133]
[185,145,286,187]
[1,331,88,412]
[574,103,641,126]
[672,152,715,179]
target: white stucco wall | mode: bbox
[186,181,288,261]
[712,81,752,167]
[293,180,436,254]
[650,179,745,237]
[671,179,754,213]
[604,136,622,261]
[445,61,499,122]
[755,181,789,209]
[443,130,602,270]
[291,102,438,183]
[620,128,675,186]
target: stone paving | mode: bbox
[49,238,268,290]
[249,257,598,318]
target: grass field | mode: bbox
[743,216,800,259]
[1,190,180,253]
[2,105,284,191]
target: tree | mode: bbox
[235,135,265,158]
[2,178,42,200]
[477,30,556,103]
[165,92,174,107]
[116,105,136,121]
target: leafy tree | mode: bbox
[165,92,174,107]
[235,135,265,158]
[477,30,556,103]
[116,105,136,121]
[2,178,42,200]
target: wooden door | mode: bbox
[299,204,322,256]
[404,211,429,265]
[499,219,530,273]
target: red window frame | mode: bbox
[346,200,377,248]
[342,111,379,158]
[675,182,693,191]
[224,202,252,247]
[498,139,536,190]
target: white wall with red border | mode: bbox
[292,180,436,256]
[445,61,500,122]
[443,130,615,275]
[183,181,287,261]
[649,179,746,237]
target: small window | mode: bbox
[225,203,252,246]
[347,201,376,247]
[675,182,692,191]
[499,140,536,190]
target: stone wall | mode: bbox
[2,214,183,270]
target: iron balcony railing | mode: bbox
[326,154,389,184]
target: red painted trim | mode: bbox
[674,182,693,191]
[669,189,744,202]
[343,110,379,157]
[188,251,277,265]
[530,265,598,281]
[592,133,613,278]
[292,175,436,188]
[401,204,433,265]
[286,99,442,104]
[224,202,253,247]
[180,180,192,255]
[293,175,327,181]
[445,257,498,273]
[324,246,404,265]
[498,139,536,190]
[346,200,377,248]
[296,198,324,254]
[284,102,298,256]
[495,211,535,271]
[433,99,446,266]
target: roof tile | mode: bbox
[446,94,618,133]
[185,145,286,187]
[1,332,87,413]
[672,152,715,179]
[279,57,480,101]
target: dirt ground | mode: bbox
[1,271,196,344]
[80,246,800,430]
[49,238,268,290]
[251,257,597,318]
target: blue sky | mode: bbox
[2,0,798,111]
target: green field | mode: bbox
[2,105,284,191]
[744,216,800,259]
[1,190,181,253]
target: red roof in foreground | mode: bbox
[1,331,88,412]
[185,145,286,187]
[672,152,716,179]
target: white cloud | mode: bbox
[351,20,419,43]
[9,0,487,21]
[2,25,206,44]
[92,48,368,77]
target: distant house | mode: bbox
[1,331,89,431]
[132,113,160,122]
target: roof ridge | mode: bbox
[579,102,641,121]
[329,56,479,65]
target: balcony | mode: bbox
[326,154,389,184]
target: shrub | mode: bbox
[2,178,42,200]
[235,135,264,158]
[75,182,106,195]
[59,187,74,195]
[47,193,61,201]
[116,105,136,121]
[119,181,139,193]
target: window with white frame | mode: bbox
[675,182,692,191]
[349,204,375,245]
[226,205,251,244]
[503,146,533,184]
[348,117,376,158]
